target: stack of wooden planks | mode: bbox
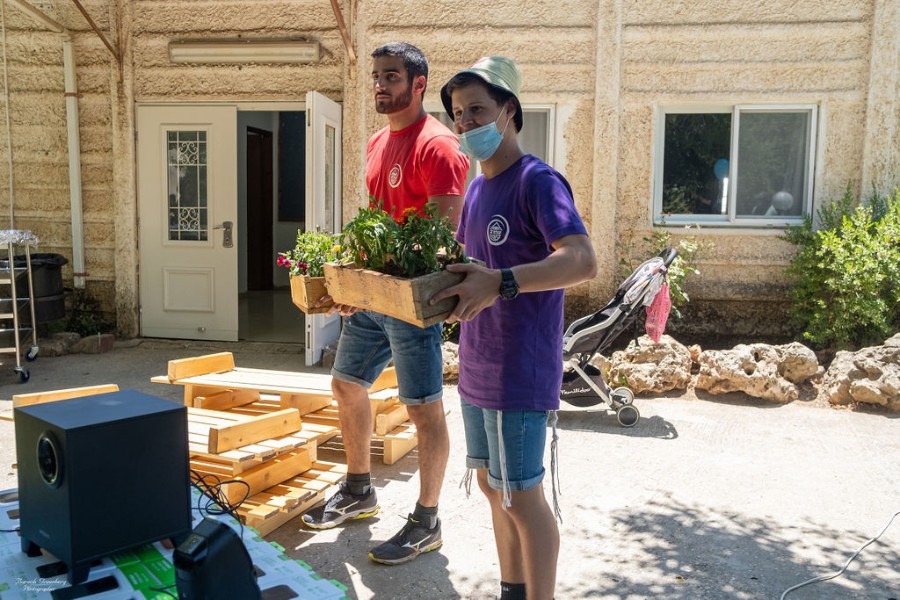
[182,385,344,536]
[154,352,420,465]
[153,352,421,533]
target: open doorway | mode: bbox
[237,110,306,344]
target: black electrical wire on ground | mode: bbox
[189,468,251,540]
[780,509,900,599]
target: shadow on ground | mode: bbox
[560,498,900,599]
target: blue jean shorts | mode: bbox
[331,311,444,405]
[460,398,548,492]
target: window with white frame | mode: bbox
[430,105,554,184]
[653,105,817,226]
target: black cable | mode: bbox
[148,584,178,598]
[189,468,250,540]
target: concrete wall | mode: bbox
[0,0,896,340]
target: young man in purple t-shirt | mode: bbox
[431,57,597,600]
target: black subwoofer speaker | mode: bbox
[14,389,191,585]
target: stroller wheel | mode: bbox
[612,387,634,406]
[616,404,640,427]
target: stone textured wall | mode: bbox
[0,0,896,339]
[611,0,892,337]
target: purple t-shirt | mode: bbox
[457,154,588,411]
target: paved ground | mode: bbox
[1,339,898,599]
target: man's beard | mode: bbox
[375,84,413,114]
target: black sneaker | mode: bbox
[301,482,379,530]
[368,514,442,565]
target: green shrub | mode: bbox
[621,226,713,319]
[783,183,900,350]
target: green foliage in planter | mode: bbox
[277,229,341,277]
[340,201,467,278]
[783,183,900,350]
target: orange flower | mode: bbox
[395,206,419,226]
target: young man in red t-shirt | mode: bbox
[302,41,470,566]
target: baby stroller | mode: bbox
[560,248,678,427]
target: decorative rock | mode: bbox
[821,334,900,411]
[442,342,459,383]
[695,342,818,402]
[70,333,116,354]
[606,334,692,394]
[38,332,82,357]
[778,342,821,383]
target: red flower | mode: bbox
[395,207,419,226]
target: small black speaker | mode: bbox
[174,518,261,599]
[15,389,191,585]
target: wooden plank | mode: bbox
[370,366,398,392]
[323,263,462,328]
[167,352,235,381]
[304,460,347,485]
[382,424,419,465]
[193,448,313,505]
[375,403,409,436]
[280,392,333,415]
[193,389,260,411]
[13,384,120,408]
[238,488,324,537]
[208,408,302,454]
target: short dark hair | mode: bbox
[444,73,523,131]
[371,42,429,95]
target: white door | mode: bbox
[305,92,342,365]
[137,105,239,341]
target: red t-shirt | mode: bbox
[366,115,469,217]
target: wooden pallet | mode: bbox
[191,447,313,505]
[152,352,398,410]
[187,406,303,454]
[302,391,417,464]
[236,461,347,536]
[320,422,419,466]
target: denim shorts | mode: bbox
[460,398,548,492]
[331,311,444,405]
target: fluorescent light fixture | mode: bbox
[169,39,321,64]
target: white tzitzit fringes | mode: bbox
[549,410,562,523]
[458,468,473,498]
[497,410,512,509]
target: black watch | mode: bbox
[499,268,519,300]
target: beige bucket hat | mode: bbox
[440,55,523,131]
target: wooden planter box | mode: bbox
[323,263,462,328]
[290,275,332,314]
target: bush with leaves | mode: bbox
[621,226,712,319]
[783,183,900,350]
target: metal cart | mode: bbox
[0,230,40,383]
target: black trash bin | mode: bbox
[0,253,68,322]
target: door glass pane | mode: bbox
[324,124,336,232]
[167,130,208,241]
[735,111,809,218]
[662,113,731,216]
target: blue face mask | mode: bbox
[458,108,511,161]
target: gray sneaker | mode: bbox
[301,483,379,530]
[368,514,442,565]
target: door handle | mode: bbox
[214,221,233,248]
